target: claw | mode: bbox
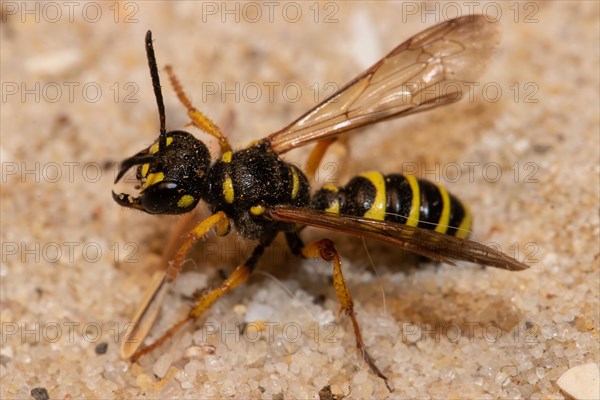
[112,191,145,211]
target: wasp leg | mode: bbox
[158,209,204,275]
[127,211,229,361]
[286,232,393,392]
[131,236,270,362]
[188,241,267,318]
[121,209,201,358]
[304,136,350,184]
[164,65,232,154]
[305,138,336,182]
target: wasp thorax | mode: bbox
[113,130,210,215]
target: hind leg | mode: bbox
[286,232,393,392]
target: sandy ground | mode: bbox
[1,1,599,399]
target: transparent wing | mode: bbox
[267,205,528,271]
[267,15,500,154]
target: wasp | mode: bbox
[113,15,528,392]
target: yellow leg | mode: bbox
[128,212,229,361]
[304,138,336,182]
[121,211,199,359]
[167,211,230,280]
[187,241,266,318]
[165,65,232,154]
[189,259,251,317]
[300,238,393,392]
[159,209,202,270]
[131,233,268,363]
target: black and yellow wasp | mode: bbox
[113,15,528,391]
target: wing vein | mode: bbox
[267,15,500,154]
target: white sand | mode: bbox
[1,2,598,399]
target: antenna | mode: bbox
[145,30,167,151]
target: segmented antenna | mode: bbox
[145,30,167,151]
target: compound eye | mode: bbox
[141,181,198,214]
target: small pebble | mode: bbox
[30,387,49,400]
[24,48,82,76]
[556,363,600,400]
[95,342,108,355]
[153,353,175,379]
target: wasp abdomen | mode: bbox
[312,172,471,238]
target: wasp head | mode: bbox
[113,31,213,214]
[113,130,211,214]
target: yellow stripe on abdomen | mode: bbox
[359,171,386,221]
[405,175,421,227]
[434,184,451,234]
[456,204,472,239]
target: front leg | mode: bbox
[130,239,269,362]
[165,65,232,154]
